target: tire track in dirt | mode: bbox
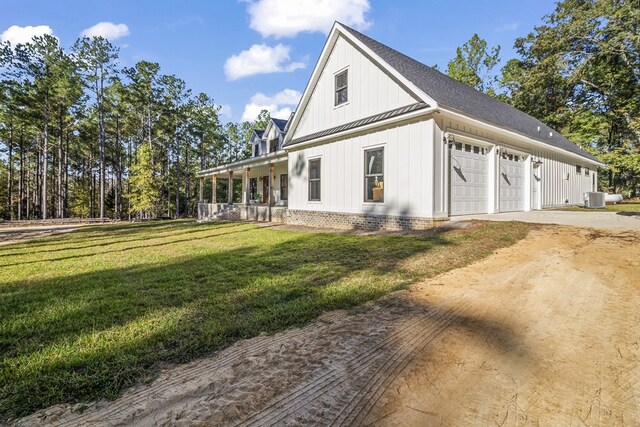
[235,300,472,427]
[46,311,349,427]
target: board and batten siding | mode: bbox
[530,150,597,207]
[287,118,435,218]
[293,35,419,139]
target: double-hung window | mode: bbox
[335,70,348,106]
[364,148,384,202]
[308,159,321,201]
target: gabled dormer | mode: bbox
[263,117,290,154]
[250,129,265,157]
[248,116,291,157]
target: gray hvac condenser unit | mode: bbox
[584,192,606,208]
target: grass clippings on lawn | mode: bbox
[0,219,536,420]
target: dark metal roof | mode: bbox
[340,24,599,162]
[253,129,264,139]
[271,118,288,132]
[286,102,430,147]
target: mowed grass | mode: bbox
[556,202,640,213]
[0,219,535,419]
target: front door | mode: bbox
[262,176,269,203]
[532,163,541,210]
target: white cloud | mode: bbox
[246,0,371,38]
[224,43,305,80]
[219,104,232,118]
[496,22,519,32]
[241,89,301,122]
[81,22,130,40]
[0,25,53,45]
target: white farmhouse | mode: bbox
[198,22,601,230]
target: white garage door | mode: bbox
[499,153,526,212]
[450,142,489,215]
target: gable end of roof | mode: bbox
[338,23,599,163]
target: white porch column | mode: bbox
[199,177,204,203]
[244,168,250,205]
[211,175,216,204]
[268,163,275,207]
[228,171,234,205]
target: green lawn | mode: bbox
[0,220,535,420]
[555,202,640,212]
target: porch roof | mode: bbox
[197,151,287,177]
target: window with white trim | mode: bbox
[335,70,348,106]
[308,159,321,201]
[576,165,582,174]
[364,148,384,202]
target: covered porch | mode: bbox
[197,152,288,222]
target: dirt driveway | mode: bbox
[19,225,640,426]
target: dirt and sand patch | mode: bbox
[0,225,85,246]
[15,225,640,426]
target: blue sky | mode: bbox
[2,0,557,123]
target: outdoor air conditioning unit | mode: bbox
[584,192,606,208]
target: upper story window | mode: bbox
[585,167,590,176]
[335,70,348,106]
[269,138,278,153]
[253,144,260,157]
[576,165,582,174]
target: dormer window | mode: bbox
[335,70,348,106]
[253,144,260,157]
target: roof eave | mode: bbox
[439,107,603,166]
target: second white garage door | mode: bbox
[450,142,489,215]
[499,153,526,212]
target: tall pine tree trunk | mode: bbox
[98,110,106,219]
[57,118,64,218]
[41,117,49,220]
[128,139,132,221]
[185,143,190,217]
[115,116,122,220]
[7,120,14,220]
[167,145,171,218]
[18,129,24,220]
[175,135,180,218]
[64,131,69,217]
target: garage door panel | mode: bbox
[499,153,526,212]
[450,142,489,216]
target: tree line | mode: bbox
[446,0,639,195]
[1,0,638,221]
[0,35,267,220]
